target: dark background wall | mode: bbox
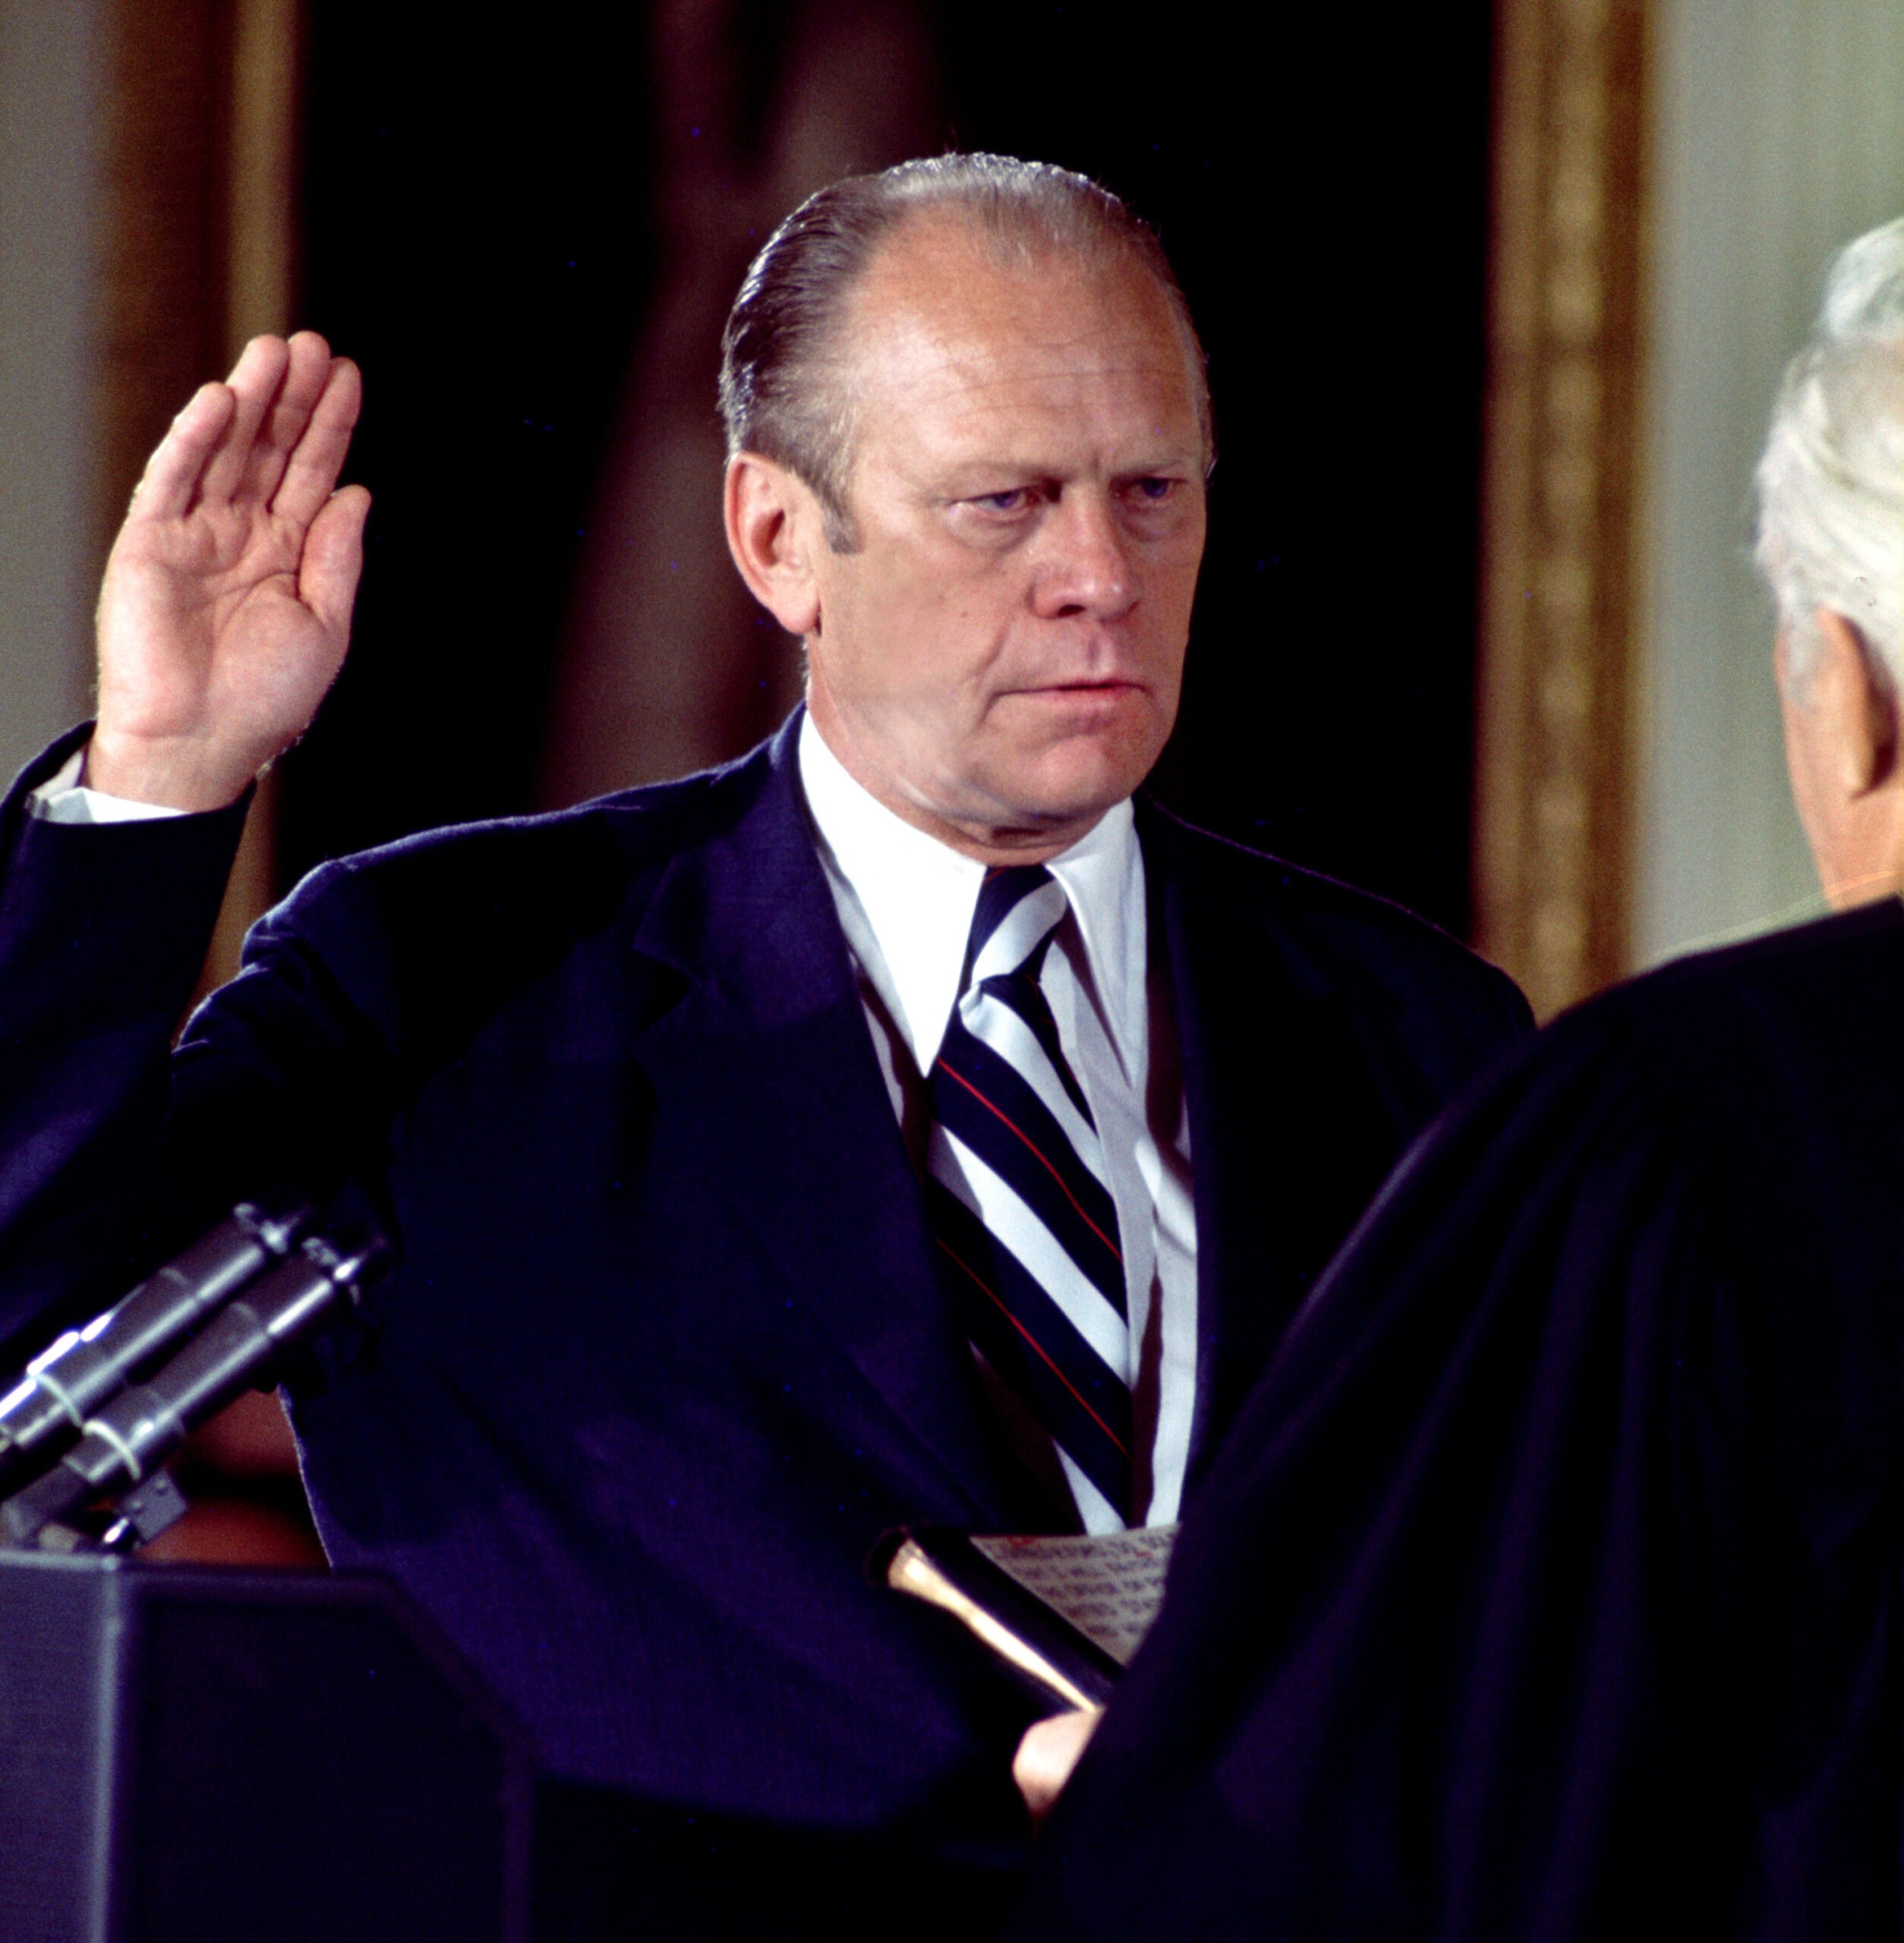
[285,3,1494,937]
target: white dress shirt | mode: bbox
[30,747,178,824]
[796,715,1197,1532]
[29,724,1203,1530]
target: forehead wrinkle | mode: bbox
[874,368,1199,490]
[857,294,1196,447]
[825,213,1205,516]
[876,281,1176,377]
[920,319,1182,385]
[856,209,1186,362]
[896,357,1185,433]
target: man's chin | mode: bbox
[1013,682,1159,736]
[977,737,1162,831]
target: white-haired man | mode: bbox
[1007,217,1904,1941]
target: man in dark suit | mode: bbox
[0,156,1525,1928]
[1007,214,1904,1943]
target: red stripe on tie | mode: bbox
[935,1239,1130,1460]
[935,1059,1124,1264]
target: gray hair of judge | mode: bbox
[1754,216,1904,698]
[718,153,1212,553]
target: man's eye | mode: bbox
[974,489,1030,513]
[1131,477,1177,502]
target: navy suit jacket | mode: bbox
[0,712,1527,1856]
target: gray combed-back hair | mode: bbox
[1754,216,1904,694]
[718,153,1212,552]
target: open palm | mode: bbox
[91,332,370,811]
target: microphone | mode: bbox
[0,1228,392,1551]
[0,1201,311,1488]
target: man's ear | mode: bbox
[1777,609,1904,909]
[1803,609,1899,793]
[724,454,824,637]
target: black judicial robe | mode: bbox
[1009,899,1903,1942]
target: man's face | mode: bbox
[801,219,1208,859]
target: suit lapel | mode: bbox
[619,751,1410,1524]
[1142,801,1404,1492]
[628,720,1024,1529]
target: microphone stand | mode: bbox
[0,1220,391,1554]
[0,1200,311,1489]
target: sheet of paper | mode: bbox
[971,1524,1178,1667]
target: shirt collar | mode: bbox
[1044,790,1142,1075]
[797,711,1143,1074]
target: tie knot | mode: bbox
[961,864,1067,994]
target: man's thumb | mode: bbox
[300,484,372,637]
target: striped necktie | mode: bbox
[925,864,1132,1526]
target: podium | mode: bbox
[0,1551,535,1943]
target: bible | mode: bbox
[868,1523,1177,1713]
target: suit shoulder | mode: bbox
[218,744,780,1064]
[1655,896,1901,996]
[273,742,773,943]
[1555,899,1902,1070]
[1144,800,1533,1047]
[1448,902,1903,1302]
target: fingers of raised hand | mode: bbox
[197,335,295,505]
[128,383,238,523]
[270,353,364,530]
[236,330,339,508]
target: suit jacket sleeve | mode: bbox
[0,718,492,1361]
[0,729,259,1354]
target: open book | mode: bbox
[868,1523,1177,1713]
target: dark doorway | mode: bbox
[287,4,1492,937]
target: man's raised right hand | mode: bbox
[88,332,370,811]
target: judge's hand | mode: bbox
[1013,1705,1102,1826]
[89,332,370,811]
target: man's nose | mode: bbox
[1031,492,1137,622]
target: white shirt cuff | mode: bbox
[27,748,188,825]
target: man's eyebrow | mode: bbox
[927,448,1199,490]
[923,463,1058,496]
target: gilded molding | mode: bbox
[1475,0,1647,1017]
[94,0,302,994]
